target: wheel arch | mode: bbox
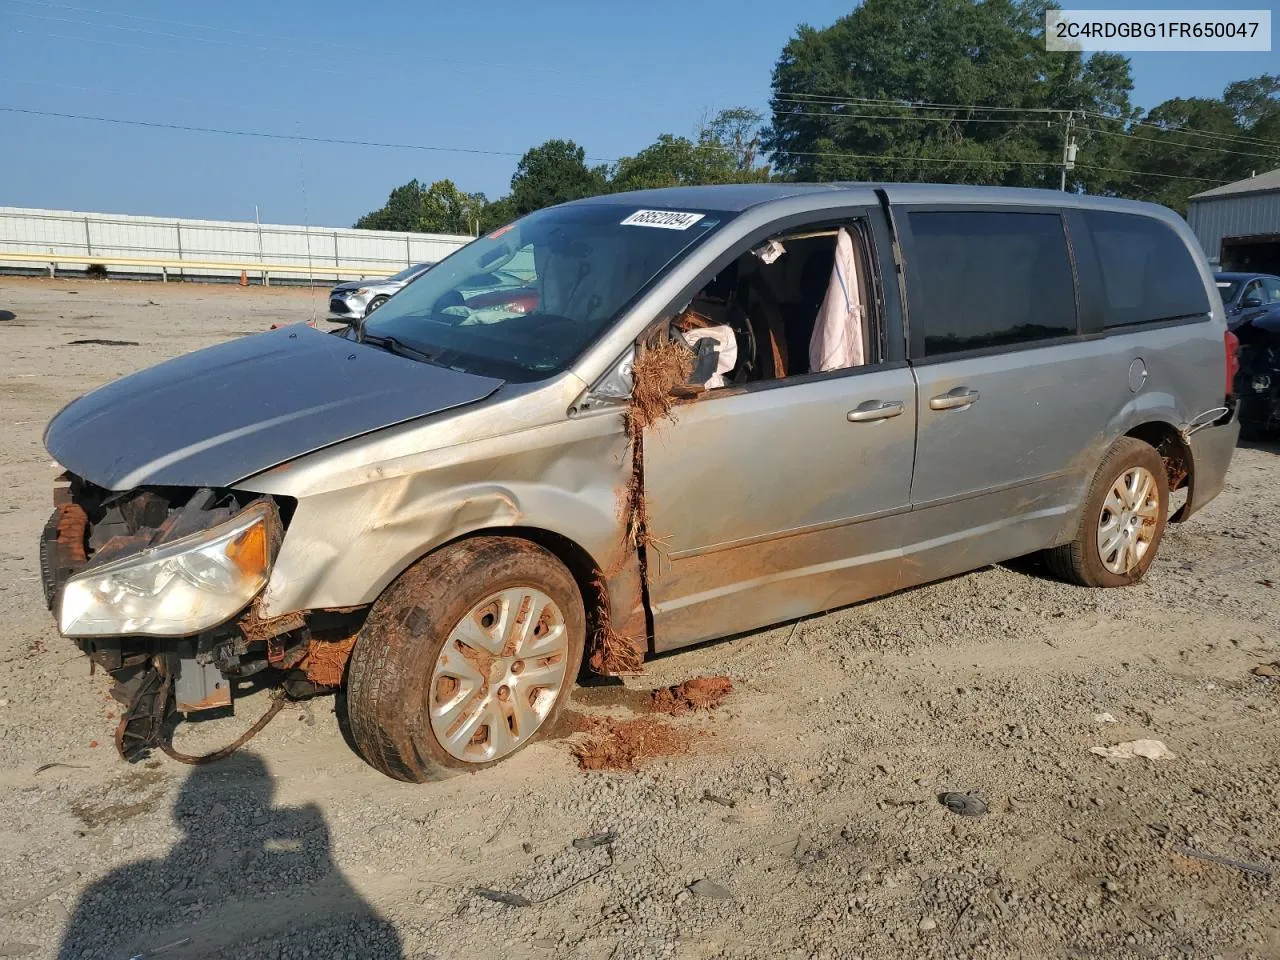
[384,525,614,656]
[1123,420,1194,522]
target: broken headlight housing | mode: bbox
[59,501,277,638]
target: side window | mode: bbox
[907,211,1076,358]
[1241,280,1264,305]
[1261,278,1280,303]
[1082,211,1211,327]
[670,219,882,392]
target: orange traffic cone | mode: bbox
[240,270,247,287]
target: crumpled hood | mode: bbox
[45,324,503,490]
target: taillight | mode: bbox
[1225,330,1240,396]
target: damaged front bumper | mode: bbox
[39,474,363,761]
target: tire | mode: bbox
[1239,418,1273,443]
[1046,436,1169,588]
[346,537,585,782]
[364,295,389,316]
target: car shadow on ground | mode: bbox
[1237,435,1280,454]
[57,752,403,960]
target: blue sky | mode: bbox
[1,0,1276,227]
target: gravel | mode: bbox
[1,277,1278,959]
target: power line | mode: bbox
[1079,123,1280,162]
[3,76,311,118]
[772,105,1057,126]
[775,92,1280,149]
[775,92,1067,114]
[5,104,1234,185]
[770,147,1229,182]
[774,99,1277,166]
[771,149,1063,168]
[1078,109,1280,150]
[0,105,618,163]
[1073,162,1228,183]
[776,104,1280,161]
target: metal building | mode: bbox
[1187,169,1280,274]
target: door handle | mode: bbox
[847,399,905,422]
[929,387,980,411]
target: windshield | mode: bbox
[385,263,432,283]
[1216,278,1242,303]
[362,203,728,380]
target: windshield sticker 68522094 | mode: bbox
[620,209,706,230]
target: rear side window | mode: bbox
[908,211,1076,358]
[1082,211,1210,328]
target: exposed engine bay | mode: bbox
[39,474,365,761]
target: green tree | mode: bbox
[353,179,428,231]
[418,179,487,235]
[1118,98,1253,209]
[701,107,769,171]
[509,140,608,216]
[479,195,518,233]
[354,179,490,235]
[763,0,1135,192]
[1118,76,1280,211]
[610,109,772,192]
[1224,74,1280,139]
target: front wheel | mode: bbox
[364,295,389,316]
[346,537,585,782]
[1046,436,1169,588]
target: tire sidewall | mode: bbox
[365,296,389,316]
[1080,441,1169,588]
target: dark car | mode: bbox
[1215,272,1280,329]
[1218,274,1280,436]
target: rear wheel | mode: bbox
[1046,437,1169,588]
[346,537,585,782]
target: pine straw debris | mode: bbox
[649,676,734,716]
[625,335,694,437]
[585,334,694,678]
[587,576,644,676]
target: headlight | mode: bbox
[59,501,279,638]
[354,287,373,297]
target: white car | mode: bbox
[328,262,434,319]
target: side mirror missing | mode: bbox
[589,346,636,402]
[569,347,636,418]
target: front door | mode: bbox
[642,366,917,650]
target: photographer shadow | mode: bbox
[58,752,403,959]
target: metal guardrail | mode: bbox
[0,251,398,283]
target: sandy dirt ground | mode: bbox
[0,277,1277,960]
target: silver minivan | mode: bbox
[40,184,1239,780]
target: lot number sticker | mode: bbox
[620,209,705,230]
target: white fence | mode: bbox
[0,206,474,282]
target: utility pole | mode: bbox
[1060,111,1078,192]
